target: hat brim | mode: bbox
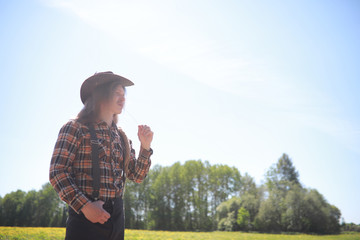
[80,72,134,104]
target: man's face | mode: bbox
[107,85,126,115]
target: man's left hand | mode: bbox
[138,125,153,150]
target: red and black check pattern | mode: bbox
[49,120,152,213]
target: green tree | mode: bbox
[169,162,186,230]
[1,190,26,226]
[216,197,241,231]
[148,165,172,230]
[143,164,162,229]
[302,189,341,234]
[183,160,212,231]
[0,196,3,225]
[124,163,158,229]
[208,164,241,227]
[237,207,250,230]
[223,212,238,231]
[266,153,300,195]
[342,222,360,232]
[256,154,302,232]
[182,160,201,231]
[124,181,136,228]
[238,173,262,228]
[281,184,306,232]
[239,193,261,229]
[34,183,63,227]
[254,192,282,232]
[327,205,341,234]
[21,190,39,226]
[124,171,151,230]
[239,173,258,197]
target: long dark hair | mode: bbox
[76,81,125,124]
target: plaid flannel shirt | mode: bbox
[49,120,152,213]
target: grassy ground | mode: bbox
[0,227,359,240]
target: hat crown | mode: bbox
[95,71,113,75]
[80,71,134,104]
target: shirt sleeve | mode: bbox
[126,140,152,183]
[49,120,90,213]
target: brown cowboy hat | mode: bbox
[80,71,134,104]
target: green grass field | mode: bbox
[0,227,359,240]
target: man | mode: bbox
[50,71,153,239]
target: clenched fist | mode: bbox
[138,125,153,151]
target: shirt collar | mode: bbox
[94,120,117,130]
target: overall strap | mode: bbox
[117,128,128,194]
[119,133,126,183]
[88,124,100,200]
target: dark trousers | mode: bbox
[65,198,124,240]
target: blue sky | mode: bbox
[0,0,359,224]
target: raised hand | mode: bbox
[138,125,154,151]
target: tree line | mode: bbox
[0,154,357,234]
[216,154,341,233]
[123,154,342,234]
[0,182,67,227]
